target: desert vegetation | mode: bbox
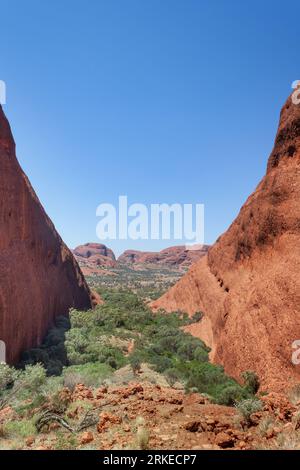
[17,289,254,406]
[1,288,299,450]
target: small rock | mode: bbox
[237,440,247,449]
[215,431,235,449]
[184,421,202,432]
[80,431,94,445]
[25,436,35,447]
[206,418,216,426]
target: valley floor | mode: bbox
[1,375,300,450]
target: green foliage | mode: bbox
[189,311,204,323]
[63,362,112,388]
[129,355,142,375]
[0,364,19,391]
[18,315,70,376]
[54,431,78,450]
[214,384,250,406]
[0,364,47,411]
[4,418,36,438]
[11,289,257,412]
[63,289,256,405]
[241,370,260,394]
[236,398,263,424]
[184,362,249,404]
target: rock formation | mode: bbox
[73,243,117,270]
[118,245,209,270]
[152,92,300,391]
[0,105,92,364]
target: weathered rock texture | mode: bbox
[0,106,92,364]
[73,243,116,269]
[152,93,300,390]
[118,245,209,270]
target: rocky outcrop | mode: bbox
[0,105,92,364]
[73,244,208,276]
[152,92,300,391]
[73,243,116,263]
[118,245,209,270]
[73,243,117,272]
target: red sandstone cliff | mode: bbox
[0,106,92,364]
[152,92,300,391]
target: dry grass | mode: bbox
[257,416,274,437]
[135,416,150,450]
[288,384,300,405]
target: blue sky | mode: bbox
[1,0,299,255]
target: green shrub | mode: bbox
[63,362,112,388]
[215,385,250,406]
[130,356,142,375]
[241,370,260,394]
[18,316,70,376]
[236,398,263,425]
[4,418,36,438]
[0,364,19,391]
[190,311,204,323]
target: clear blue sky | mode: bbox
[1,0,299,255]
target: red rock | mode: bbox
[25,436,35,447]
[0,406,14,423]
[73,243,116,261]
[261,393,295,419]
[97,412,122,433]
[184,421,202,432]
[118,245,209,270]
[114,384,144,399]
[80,431,94,445]
[72,384,94,400]
[266,428,275,439]
[215,431,235,448]
[237,441,247,449]
[152,92,300,391]
[0,106,92,364]
[73,243,117,274]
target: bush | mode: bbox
[18,315,70,376]
[63,363,113,388]
[130,356,142,375]
[241,370,260,394]
[135,416,149,450]
[236,398,263,425]
[0,364,18,391]
[4,418,36,438]
[215,385,250,406]
[190,311,204,323]
[165,368,181,386]
[288,384,300,405]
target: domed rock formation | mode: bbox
[73,243,116,262]
[73,243,116,271]
[0,106,92,364]
[152,92,300,391]
[118,245,209,270]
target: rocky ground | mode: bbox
[1,376,300,450]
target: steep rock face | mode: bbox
[118,245,209,270]
[152,93,300,390]
[0,106,92,364]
